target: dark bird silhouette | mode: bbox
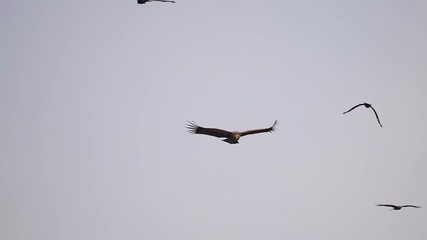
[377,204,421,210]
[186,120,278,144]
[137,0,175,4]
[343,102,383,127]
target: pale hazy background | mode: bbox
[1,1,427,240]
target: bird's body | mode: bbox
[377,204,421,210]
[186,120,278,144]
[137,0,175,4]
[343,102,383,127]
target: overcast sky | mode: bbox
[1,1,427,240]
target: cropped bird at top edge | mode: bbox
[343,102,383,127]
[186,120,278,144]
[377,204,421,210]
[137,0,175,4]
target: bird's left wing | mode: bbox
[377,204,395,208]
[240,120,278,137]
[186,121,231,138]
[343,103,364,114]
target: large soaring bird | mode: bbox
[343,102,383,127]
[377,204,421,210]
[137,0,175,4]
[186,120,278,144]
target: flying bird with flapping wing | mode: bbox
[186,120,278,144]
[377,204,421,210]
[343,102,383,127]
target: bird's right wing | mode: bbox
[186,121,231,138]
[152,0,175,2]
[343,103,364,114]
[240,120,278,137]
[370,107,383,127]
[401,205,421,208]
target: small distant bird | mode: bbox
[377,204,421,210]
[137,0,175,4]
[186,120,278,144]
[343,102,383,127]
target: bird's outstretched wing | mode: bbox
[377,204,396,208]
[401,205,421,208]
[139,0,175,3]
[343,103,364,114]
[240,120,278,137]
[150,0,175,2]
[369,106,383,127]
[186,121,232,138]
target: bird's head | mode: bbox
[232,132,241,140]
[363,102,372,108]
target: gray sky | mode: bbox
[1,0,427,239]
